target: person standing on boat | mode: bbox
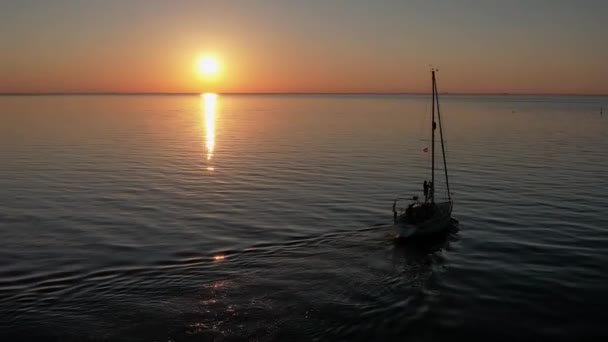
[423,181,429,202]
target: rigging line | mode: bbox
[439,98,448,153]
[431,70,436,200]
[434,74,451,200]
[441,110,449,155]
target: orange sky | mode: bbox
[1,1,607,94]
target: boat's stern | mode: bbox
[394,220,418,238]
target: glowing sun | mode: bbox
[198,57,219,76]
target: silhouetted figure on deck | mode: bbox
[406,203,416,223]
[423,181,429,202]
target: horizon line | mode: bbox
[1,92,607,97]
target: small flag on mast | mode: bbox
[423,147,428,152]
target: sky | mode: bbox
[1,0,607,94]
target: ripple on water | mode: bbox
[1,94,608,340]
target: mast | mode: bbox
[431,70,436,203]
[434,71,451,201]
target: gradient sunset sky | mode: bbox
[1,0,607,94]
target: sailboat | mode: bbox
[392,69,455,238]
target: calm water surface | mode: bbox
[1,94,607,341]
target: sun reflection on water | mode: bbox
[202,93,217,170]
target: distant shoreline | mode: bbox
[1,92,607,97]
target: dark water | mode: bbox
[1,94,607,341]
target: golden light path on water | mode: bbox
[202,93,217,171]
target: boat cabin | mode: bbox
[405,202,435,224]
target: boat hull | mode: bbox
[395,201,453,238]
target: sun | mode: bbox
[198,57,219,76]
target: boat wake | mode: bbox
[0,221,460,341]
